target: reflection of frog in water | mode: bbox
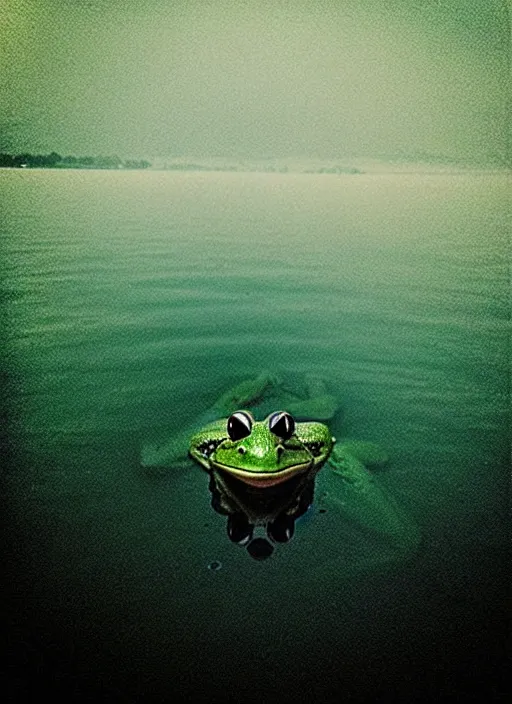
[142,372,420,561]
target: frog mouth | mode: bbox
[211,460,312,487]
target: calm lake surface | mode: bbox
[1,169,509,702]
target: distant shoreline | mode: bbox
[0,152,151,170]
[0,152,508,175]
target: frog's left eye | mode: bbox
[268,411,295,440]
[227,411,253,441]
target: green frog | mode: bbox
[142,372,420,561]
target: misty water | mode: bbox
[2,169,509,702]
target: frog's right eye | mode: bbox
[268,411,295,440]
[227,411,253,441]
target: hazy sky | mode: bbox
[1,0,510,161]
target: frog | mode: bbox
[188,404,420,560]
[141,371,420,560]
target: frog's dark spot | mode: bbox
[319,508,327,514]
[306,441,324,457]
[238,446,246,455]
[198,438,224,459]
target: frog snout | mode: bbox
[237,444,283,462]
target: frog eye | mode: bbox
[227,411,253,441]
[268,411,295,440]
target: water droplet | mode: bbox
[207,560,222,571]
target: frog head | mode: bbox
[210,410,333,487]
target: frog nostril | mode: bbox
[238,447,246,455]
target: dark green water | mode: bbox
[1,170,509,702]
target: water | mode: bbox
[1,169,509,702]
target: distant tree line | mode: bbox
[304,165,362,174]
[162,163,290,172]
[0,152,151,169]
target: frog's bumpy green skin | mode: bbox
[190,415,334,485]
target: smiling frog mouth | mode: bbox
[211,460,312,487]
